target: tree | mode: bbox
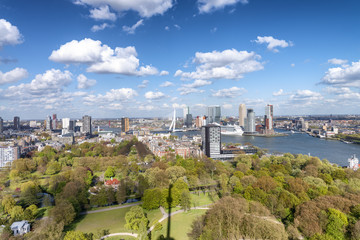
[104,166,115,178]
[23,204,38,220]
[45,161,61,175]
[63,231,87,240]
[180,190,191,211]
[125,206,148,231]
[142,188,162,210]
[116,181,127,204]
[49,199,76,226]
[11,206,24,220]
[1,195,15,213]
[326,208,348,240]
[27,219,64,240]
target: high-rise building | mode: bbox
[46,115,52,130]
[52,114,57,129]
[121,118,129,133]
[206,106,221,124]
[201,124,221,158]
[13,116,20,130]
[245,108,256,133]
[0,117,3,133]
[0,146,20,168]
[82,115,92,135]
[264,104,273,130]
[239,104,246,127]
[183,106,189,119]
[185,114,193,128]
[62,118,74,134]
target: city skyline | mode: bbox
[1,0,360,119]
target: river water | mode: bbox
[172,129,360,166]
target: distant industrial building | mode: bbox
[13,116,20,130]
[121,117,129,133]
[206,106,221,124]
[0,146,20,168]
[82,115,92,135]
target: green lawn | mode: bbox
[190,192,218,207]
[73,207,130,234]
[145,208,163,226]
[151,209,207,240]
[72,205,163,235]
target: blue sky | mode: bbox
[1,0,360,120]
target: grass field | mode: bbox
[190,192,219,207]
[73,206,163,235]
[73,207,129,234]
[151,209,207,240]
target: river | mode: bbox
[172,129,360,166]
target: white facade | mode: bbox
[348,155,359,171]
[11,221,30,236]
[0,146,20,167]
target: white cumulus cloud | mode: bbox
[198,0,248,13]
[4,69,72,98]
[138,79,149,88]
[328,58,348,65]
[145,91,166,100]
[160,70,169,76]
[0,68,28,85]
[74,0,174,18]
[175,49,264,80]
[254,36,293,52]
[182,79,212,88]
[89,5,117,21]
[91,23,113,32]
[123,19,144,34]
[322,61,360,87]
[77,74,97,89]
[273,89,284,96]
[289,90,323,104]
[222,103,233,109]
[212,86,246,98]
[0,19,23,48]
[49,38,158,76]
[160,81,174,87]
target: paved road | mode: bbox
[80,202,142,215]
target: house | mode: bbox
[11,220,30,236]
[104,178,120,189]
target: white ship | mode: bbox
[220,125,244,136]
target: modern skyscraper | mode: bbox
[245,109,256,133]
[52,114,57,129]
[201,124,221,158]
[206,106,221,124]
[46,115,52,130]
[183,106,189,119]
[0,117,3,133]
[185,114,193,128]
[62,118,74,131]
[82,115,92,135]
[121,118,129,133]
[264,104,273,130]
[13,116,20,130]
[239,104,246,127]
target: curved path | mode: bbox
[80,202,142,215]
[100,232,138,239]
